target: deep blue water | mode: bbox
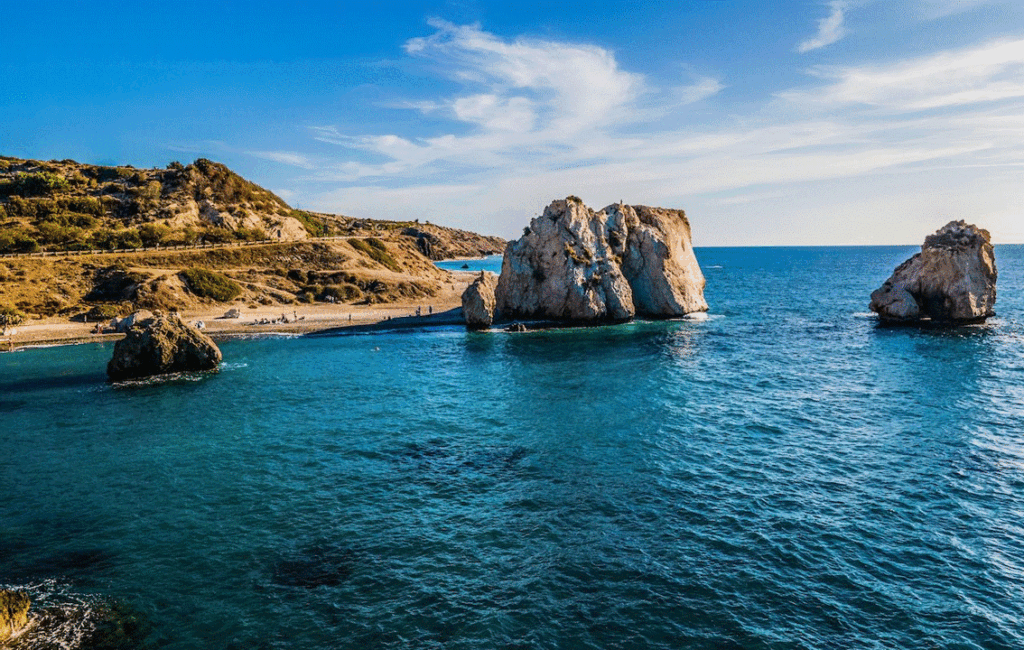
[3,245,1024,649]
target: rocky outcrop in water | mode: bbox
[493,198,707,323]
[461,272,498,330]
[869,221,997,324]
[107,313,222,381]
[0,590,30,642]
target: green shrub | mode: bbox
[91,228,142,250]
[201,227,235,244]
[0,305,26,329]
[180,268,242,301]
[0,172,70,197]
[66,196,104,215]
[234,226,268,241]
[129,180,162,203]
[350,238,400,271]
[84,304,125,321]
[138,223,171,247]
[0,228,39,253]
[35,222,88,248]
[288,210,330,237]
[321,284,362,302]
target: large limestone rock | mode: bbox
[617,204,709,316]
[870,221,997,324]
[0,590,30,642]
[107,313,222,381]
[494,198,707,323]
[462,272,498,330]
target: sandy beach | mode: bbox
[1,270,480,351]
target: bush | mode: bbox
[4,196,57,219]
[234,226,268,241]
[321,284,362,302]
[289,210,331,237]
[350,237,400,271]
[91,228,142,251]
[66,196,104,215]
[84,304,125,321]
[138,223,171,247]
[0,227,40,253]
[201,227,235,244]
[35,222,88,248]
[0,305,26,329]
[88,166,135,182]
[130,180,162,203]
[180,268,242,301]
[0,172,70,197]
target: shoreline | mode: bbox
[1,269,483,352]
[1,303,468,352]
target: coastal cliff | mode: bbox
[0,155,504,319]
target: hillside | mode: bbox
[0,156,504,319]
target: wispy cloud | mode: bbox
[299,23,1024,243]
[780,38,1024,110]
[309,20,722,184]
[797,1,849,53]
[246,150,315,169]
[916,0,997,20]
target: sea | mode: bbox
[2,246,1023,649]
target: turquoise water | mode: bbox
[434,254,503,275]
[2,246,1024,649]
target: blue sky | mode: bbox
[3,0,1023,245]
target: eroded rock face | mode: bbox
[0,590,30,642]
[617,204,709,316]
[462,272,498,330]
[870,221,997,324]
[107,314,222,381]
[494,198,707,323]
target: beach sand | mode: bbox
[2,271,480,350]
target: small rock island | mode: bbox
[462,197,708,328]
[107,313,222,381]
[870,220,997,325]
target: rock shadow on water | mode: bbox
[269,542,360,589]
[2,541,117,586]
[386,438,531,480]
[108,368,220,389]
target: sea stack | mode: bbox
[477,197,707,326]
[461,272,499,330]
[869,220,997,324]
[107,313,222,381]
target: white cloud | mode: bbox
[310,21,722,184]
[781,38,1024,110]
[298,24,1024,244]
[797,1,849,53]
[246,150,315,169]
[916,0,997,20]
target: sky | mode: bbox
[2,0,1023,245]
